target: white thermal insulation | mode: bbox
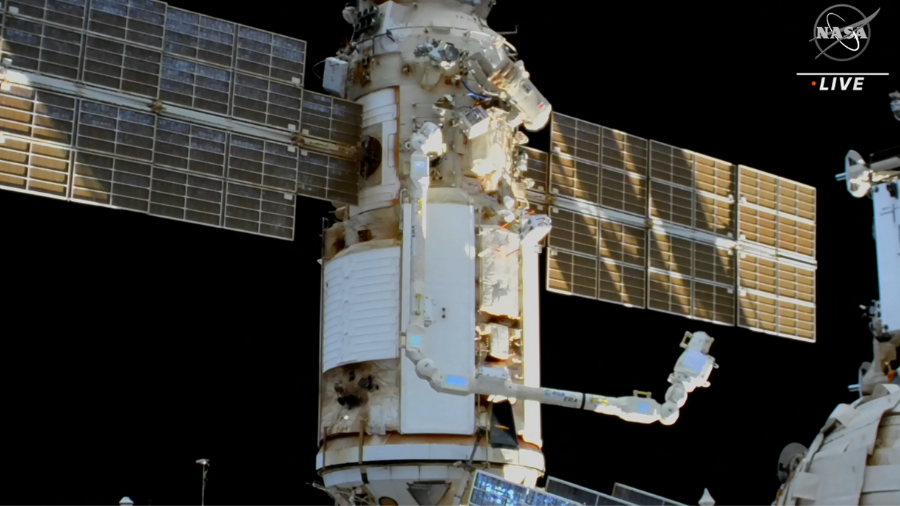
[401,203,477,434]
[323,246,401,372]
[479,227,521,319]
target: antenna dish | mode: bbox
[776,442,808,484]
[843,150,872,198]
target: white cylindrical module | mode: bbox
[316,1,549,504]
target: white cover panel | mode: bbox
[323,247,401,372]
[480,228,521,318]
[873,185,900,333]
[401,204,477,434]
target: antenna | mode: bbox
[196,459,210,506]
[776,443,808,484]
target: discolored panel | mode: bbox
[0,83,77,146]
[695,192,734,237]
[86,0,167,49]
[600,165,646,216]
[70,150,153,211]
[227,133,298,192]
[649,140,693,187]
[598,260,645,308]
[0,137,73,198]
[611,484,685,506]
[469,471,582,506]
[601,127,647,177]
[235,25,306,86]
[599,219,646,268]
[71,149,226,229]
[547,207,598,257]
[650,180,693,228]
[159,56,232,115]
[297,149,358,206]
[1,15,83,80]
[148,166,224,227]
[300,90,363,148]
[154,118,227,178]
[694,282,735,326]
[6,0,86,30]
[550,112,601,164]
[163,7,235,68]
[693,242,736,325]
[224,180,296,240]
[520,147,548,193]
[76,100,156,162]
[647,269,692,317]
[647,232,738,322]
[693,242,734,287]
[82,35,162,99]
[550,153,599,203]
[546,248,598,299]
[738,251,815,340]
[550,113,648,215]
[232,72,303,131]
[694,153,735,236]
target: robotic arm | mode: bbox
[403,330,717,425]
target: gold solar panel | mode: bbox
[739,165,816,261]
[599,259,646,308]
[649,141,693,187]
[551,113,601,164]
[542,114,812,339]
[549,152,599,203]
[737,251,815,340]
[693,242,736,325]
[547,207,598,257]
[546,249,598,299]
[648,231,693,316]
[601,127,647,177]
[0,83,76,198]
[0,137,72,198]
[649,141,736,238]
[650,180,693,228]
[646,231,737,325]
[550,113,647,216]
[546,207,648,308]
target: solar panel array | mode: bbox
[545,477,636,506]
[610,484,685,506]
[0,0,365,240]
[468,470,582,506]
[539,112,817,341]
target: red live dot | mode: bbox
[812,81,817,86]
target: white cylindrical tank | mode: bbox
[316,1,550,504]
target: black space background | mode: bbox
[0,1,896,505]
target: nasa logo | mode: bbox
[811,5,879,61]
